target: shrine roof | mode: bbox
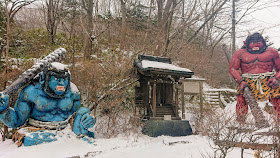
[134,55,194,78]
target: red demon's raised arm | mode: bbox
[229,50,243,83]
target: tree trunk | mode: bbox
[155,0,176,56]
[3,0,10,142]
[46,0,62,44]
[157,0,163,26]
[155,0,163,56]
[47,0,55,43]
[120,0,126,49]
[232,0,236,55]
[95,0,99,16]
[84,0,93,59]
[180,0,185,40]
[163,0,176,56]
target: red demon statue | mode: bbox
[230,32,280,123]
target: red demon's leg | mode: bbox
[236,94,248,123]
[269,98,280,121]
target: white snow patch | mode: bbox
[50,62,69,71]
[11,65,18,69]
[91,55,97,59]
[70,82,79,93]
[141,60,192,72]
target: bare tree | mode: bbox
[5,0,36,22]
[120,0,127,49]
[81,0,94,59]
[186,0,228,44]
[44,0,64,43]
[0,0,35,54]
[2,0,10,142]
[0,3,6,56]
[154,0,230,56]
[155,0,179,56]
[95,0,98,16]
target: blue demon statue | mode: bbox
[0,62,95,146]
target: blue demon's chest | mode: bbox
[30,91,74,121]
[33,95,73,112]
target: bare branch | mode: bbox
[186,0,228,44]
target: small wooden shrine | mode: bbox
[134,55,194,120]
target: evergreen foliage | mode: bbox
[8,28,69,58]
[126,2,151,30]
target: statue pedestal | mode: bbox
[142,120,192,137]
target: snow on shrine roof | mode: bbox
[134,55,194,77]
[141,60,192,72]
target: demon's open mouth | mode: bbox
[56,86,65,91]
[252,47,260,51]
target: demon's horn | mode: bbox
[260,29,264,35]
[248,31,251,36]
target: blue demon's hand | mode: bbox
[0,93,9,112]
[81,113,95,129]
[72,107,96,137]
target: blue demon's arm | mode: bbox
[71,92,95,137]
[0,90,32,128]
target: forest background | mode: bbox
[1,0,280,138]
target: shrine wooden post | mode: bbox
[175,83,179,117]
[152,81,156,117]
[180,78,206,119]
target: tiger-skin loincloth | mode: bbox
[237,74,280,101]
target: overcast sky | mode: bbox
[235,1,280,49]
[253,6,280,48]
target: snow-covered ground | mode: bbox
[0,89,276,158]
[0,129,255,158]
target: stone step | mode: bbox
[156,109,174,111]
[156,111,174,113]
[156,112,175,115]
[156,112,176,115]
[149,117,181,120]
